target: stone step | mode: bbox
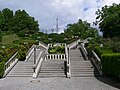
[71,71,99,74]
[71,74,100,77]
[7,75,32,77]
[38,75,66,78]
[71,69,98,72]
[39,73,65,76]
[71,66,94,68]
[40,71,65,73]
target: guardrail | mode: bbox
[4,52,18,77]
[80,43,88,60]
[91,50,103,76]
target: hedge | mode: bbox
[101,53,120,81]
[0,62,4,78]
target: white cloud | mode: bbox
[0,0,120,33]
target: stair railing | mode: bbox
[80,43,88,60]
[4,52,18,77]
[39,41,48,49]
[32,45,47,78]
[65,44,71,78]
[25,44,35,61]
[91,50,103,76]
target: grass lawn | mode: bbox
[1,34,19,45]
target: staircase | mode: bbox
[38,60,66,78]
[70,49,100,77]
[7,46,46,77]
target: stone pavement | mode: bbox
[0,77,119,90]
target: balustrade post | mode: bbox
[64,55,66,59]
[52,55,54,59]
[50,55,51,59]
[58,55,59,60]
[55,55,57,60]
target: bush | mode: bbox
[0,55,4,62]
[0,62,4,78]
[48,46,65,54]
[0,35,2,42]
[18,45,27,61]
[101,53,120,81]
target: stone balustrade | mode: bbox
[91,50,103,76]
[26,44,35,61]
[39,41,47,49]
[4,52,18,77]
[80,43,88,60]
[65,44,71,78]
[46,54,66,60]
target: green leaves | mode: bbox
[95,3,120,38]
[0,8,39,34]
[101,53,120,81]
[65,19,98,39]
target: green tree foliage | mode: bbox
[65,19,98,39]
[95,3,120,38]
[0,8,39,34]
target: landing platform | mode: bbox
[0,77,119,90]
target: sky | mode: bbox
[0,0,120,33]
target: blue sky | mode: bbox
[0,0,120,33]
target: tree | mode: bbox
[0,8,39,35]
[65,19,98,39]
[0,8,13,31]
[95,3,120,38]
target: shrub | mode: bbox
[0,55,4,62]
[0,62,4,78]
[18,50,26,61]
[18,45,27,61]
[48,46,65,54]
[101,53,120,81]
[0,35,2,42]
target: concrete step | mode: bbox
[71,69,97,72]
[71,74,100,77]
[7,75,32,77]
[40,71,65,73]
[38,75,66,78]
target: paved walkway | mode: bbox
[0,77,119,90]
